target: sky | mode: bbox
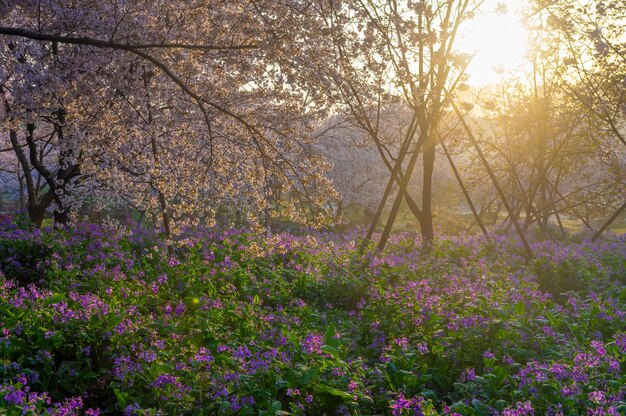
[458,0,531,86]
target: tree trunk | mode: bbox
[28,189,54,228]
[9,129,50,227]
[145,72,171,240]
[377,127,425,251]
[592,201,626,242]
[17,166,25,210]
[420,135,435,242]
[335,200,343,218]
[53,207,70,227]
[442,142,489,238]
[451,100,533,259]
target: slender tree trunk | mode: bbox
[442,142,489,238]
[157,188,172,238]
[377,126,426,251]
[554,209,565,235]
[417,94,446,245]
[490,203,502,226]
[420,134,435,242]
[451,100,533,259]
[592,201,626,242]
[370,115,423,222]
[144,72,172,239]
[364,113,420,243]
[17,165,25,210]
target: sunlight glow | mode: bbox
[459,1,530,86]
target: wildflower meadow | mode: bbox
[1,220,625,415]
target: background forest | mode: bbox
[1,0,624,242]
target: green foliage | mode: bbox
[0,226,624,415]
[0,237,53,286]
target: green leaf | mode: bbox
[324,324,338,347]
[452,403,475,415]
[0,305,14,318]
[114,388,129,408]
[271,400,282,412]
[321,345,340,359]
[420,389,438,400]
[316,384,353,400]
[385,362,400,390]
[545,311,560,328]
[282,330,298,346]
[43,292,65,306]
[492,366,507,389]
[285,369,299,387]
[301,366,320,385]
[472,398,489,415]
[493,400,507,411]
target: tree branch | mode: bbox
[0,26,258,51]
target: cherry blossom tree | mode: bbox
[314,108,411,219]
[0,0,335,235]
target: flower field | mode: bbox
[1,223,625,415]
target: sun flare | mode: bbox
[459,1,530,86]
